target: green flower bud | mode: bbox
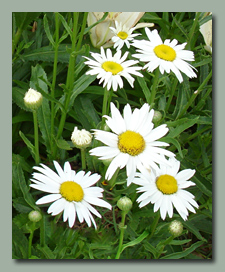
[169,220,183,237]
[24,88,43,111]
[152,110,162,123]
[71,127,92,149]
[28,210,42,223]
[117,196,133,213]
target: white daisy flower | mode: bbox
[132,157,199,221]
[110,21,141,50]
[84,47,143,91]
[29,161,112,228]
[132,28,197,83]
[90,102,175,185]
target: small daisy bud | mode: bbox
[117,196,133,213]
[71,127,92,149]
[102,157,113,167]
[24,88,43,110]
[169,220,183,237]
[152,110,162,123]
[28,210,42,223]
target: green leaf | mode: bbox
[12,87,30,111]
[160,241,205,259]
[43,14,55,47]
[12,221,29,259]
[12,161,37,210]
[19,131,36,160]
[121,230,149,254]
[37,244,56,259]
[58,12,73,38]
[167,117,199,138]
[162,137,183,158]
[182,220,207,241]
[14,12,41,30]
[56,138,73,150]
[137,76,151,104]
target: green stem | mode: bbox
[115,211,126,259]
[187,12,201,50]
[176,70,212,119]
[54,13,79,155]
[51,12,60,158]
[150,67,160,108]
[81,148,86,170]
[165,77,178,112]
[40,213,46,247]
[33,110,40,165]
[156,235,175,259]
[107,167,120,189]
[75,12,88,52]
[28,222,35,258]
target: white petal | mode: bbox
[36,194,62,205]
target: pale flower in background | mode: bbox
[71,127,92,149]
[87,12,154,48]
[199,12,212,54]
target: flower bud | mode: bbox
[169,220,183,237]
[28,210,42,223]
[117,196,132,213]
[71,127,92,149]
[24,88,43,110]
[152,110,162,123]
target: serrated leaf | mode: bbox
[12,161,37,210]
[12,221,29,259]
[167,117,199,138]
[19,131,36,160]
[43,14,55,47]
[12,87,31,111]
[56,139,72,150]
[137,76,151,104]
[14,12,41,30]
[160,241,205,259]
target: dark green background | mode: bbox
[4,1,220,270]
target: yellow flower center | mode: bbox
[154,44,176,61]
[156,174,178,195]
[102,61,123,75]
[117,31,128,40]
[118,130,145,156]
[60,181,84,202]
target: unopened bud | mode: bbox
[152,110,162,123]
[117,196,132,213]
[28,210,42,223]
[24,88,43,110]
[71,127,92,149]
[169,220,183,237]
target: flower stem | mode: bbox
[115,211,126,259]
[40,213,46,247]
[101,87,110,130]
[165,77,178,112]
[50,12,60,158]
[150,67,160,108]
[81,148,86,170]
[33,110,40,165]
[28,222,35,258]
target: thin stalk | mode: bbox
[75,12,88,52]
[54,13,79,156]
[176,70,212,119]
[115,211,126,259]
[50,12,60,157]
[40,213,46,247]
[156,235,175,259]
[33,110,40,165]
[28,222,35,258]
[107,167,120,189]
[150,67,160,108]
[81,148,86,170]
[187,12,201,49]
[165,77,178,112]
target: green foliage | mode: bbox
[12,12,212,260]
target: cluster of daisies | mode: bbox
[29,20,199,229]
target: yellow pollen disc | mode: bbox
[60,181,84,202]
[118,130,145,156]
[102,61,123,75]
[154,44,176,61]
[117,31,128,40]
[156,174,178,195]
